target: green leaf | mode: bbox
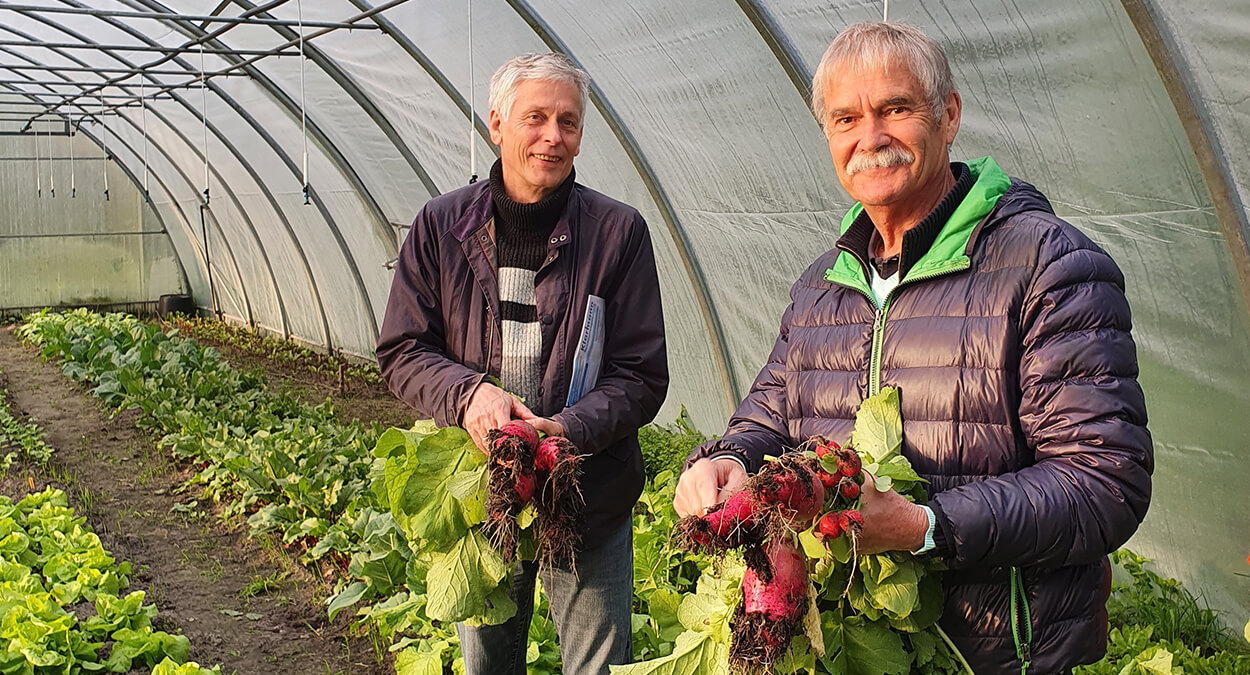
[608,630,729,675]
[391,428,484,552]
[424,530,509,623]
[362,549,408,595]
[394,643,446,675]
[648,589,686,642]
[851,387,903,464]
[462,581,518,627]
[839,615,912,675]
[327,581,369,621]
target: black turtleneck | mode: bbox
[837,162,975,281]
[489,159,576,270]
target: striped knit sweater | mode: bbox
[489,159,575,414]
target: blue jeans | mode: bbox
[456,519,634,675]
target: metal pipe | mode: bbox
[2,92,171,99]
[1120,0,1250,316]
[0,230,165,239]
[0,63,249,76]
[0,40,302,56]
[0,3,380,29]
[0,78,211,89]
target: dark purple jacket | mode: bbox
[377,179,668,549]
[688,158,1152,673]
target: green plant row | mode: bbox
[164,316,384,386]
[0,487,218,674]
[0,371,55,473]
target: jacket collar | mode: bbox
[825,156,1012,290]
[450,177,581,252]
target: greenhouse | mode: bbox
[1,0,1248,673]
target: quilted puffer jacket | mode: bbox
[688,157,1153,674]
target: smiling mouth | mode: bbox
[534,153,562,163]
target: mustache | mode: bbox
[846,146,915,175]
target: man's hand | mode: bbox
[854,472,930,555]
[673,457,748,518]
[525,416,565,438]
[463,382,535,453]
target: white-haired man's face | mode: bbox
[821,62,960,211]
[489,78,584,204]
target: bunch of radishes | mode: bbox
[482,420,584,568]
[812,436,866,547]
[673,437,873,673]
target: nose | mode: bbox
[541,118,563,145]
[860,113,892,151]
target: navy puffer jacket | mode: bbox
[688,157,1153,674]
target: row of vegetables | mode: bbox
[11,310,1249,674]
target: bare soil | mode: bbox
[0,326,394,675]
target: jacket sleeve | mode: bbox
[684,287,797,474]
[550,213,669,455]
[375,208,485,428]
[931,218,1153,570]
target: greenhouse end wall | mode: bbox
[0,133,185,312]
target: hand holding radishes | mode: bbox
[463,381,537,453]
[525,416,565,438]
[851,471,931,555]
[673,456,748,518]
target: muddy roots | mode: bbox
[728,602,803,674]
[535,450,584,569]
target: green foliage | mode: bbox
[0,374,55,471]
[637,407,707,479]
[166,316,384,386]
[1074,551,1250,675]
[0,488,211,673]
[22,311,1250,675]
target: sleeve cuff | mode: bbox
[913,504,937,555]
[711,454,748,473]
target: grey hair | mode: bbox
[810,22,955,129]
[489,52,590,124]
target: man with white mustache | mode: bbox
[675,22,1152,675]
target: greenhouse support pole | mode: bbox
[1120,0,1250,317]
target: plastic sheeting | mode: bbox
[0,0,1247,628]
[0,132,184,308]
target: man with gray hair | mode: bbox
[675,22,1152,674]
[377,52,668,674]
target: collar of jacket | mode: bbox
[449,178,581,253]
[825,155,1011,290]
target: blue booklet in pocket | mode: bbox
[566,294,605,406]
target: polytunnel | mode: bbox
[1,0,1247,634]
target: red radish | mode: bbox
[841,509,864,532]
[816,511,844,541]
[816,469,839,491]
[675,490,764,553]
[838,477,861,501]
[533,435,568,473]
[730,540,809,671]
[530,435,584,569]
[813,436,841,459]
[748,455,827,530]
[515,471,536,503]
[498,419,539,450]
[483,425,539,562]
[836,449,862,478]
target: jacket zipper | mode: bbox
[838,260,972,395]
[1010,566,1033,673]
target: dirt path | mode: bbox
[0,327,386,675]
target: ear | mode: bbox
[488,109,504,146]
[942,91,961,145]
